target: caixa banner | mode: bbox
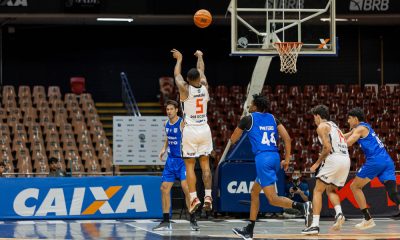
[0,176,162,220]
[217,161,286,213]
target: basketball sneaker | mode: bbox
[355,218,376,230]
[332,213,345,231]
[203,196,213,211]
[152,221,172,231]
[301,226,320,235]
[190,218,200,231]
[232,226,253,240]
[189,197,201,214]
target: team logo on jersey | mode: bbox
[166,128,169,133]
[174,128,178,133]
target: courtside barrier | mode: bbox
[0,176,162,220]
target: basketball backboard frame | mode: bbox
[229,0,336,56]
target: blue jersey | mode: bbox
[247,112,279,155]
[165,117,182,158]
[356,122,388,159]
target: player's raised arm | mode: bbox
[194,50,208,88]
[171,49,188,99]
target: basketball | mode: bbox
[194,9,212,28]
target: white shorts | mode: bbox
[182,124,213,158]
[316,154,350,187]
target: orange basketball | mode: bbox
[194,9,212,28]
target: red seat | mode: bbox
[70,77,86,94]
[262,85,272,94]
[288,86,300,97]
[275,85,287,95]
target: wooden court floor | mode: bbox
[0,218,398,239]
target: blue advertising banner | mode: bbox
[0,176,162,220]
[225,132,255,161]
[217,161,285,213]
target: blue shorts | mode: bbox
[162,157,186,182]
[255,151,280,188]
[356,154,396,183]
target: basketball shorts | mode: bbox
[255,151,280,188]
[161,157,186,182]
[356,154,396,183]
[182,124,213,158]
[316,154,350,187]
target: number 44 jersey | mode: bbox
[247,112,279,155]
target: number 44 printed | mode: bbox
[261,132,276,146]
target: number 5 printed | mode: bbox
[196,98,204,114]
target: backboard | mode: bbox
[230,0,336,56]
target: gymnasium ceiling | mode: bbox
[0,13,399,26]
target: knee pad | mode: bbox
[384,180,400,205]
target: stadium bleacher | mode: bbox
[1,85,115,177]
[205,84,400,173]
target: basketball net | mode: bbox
[273,42,303,74]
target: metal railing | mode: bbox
[121,72,141,116]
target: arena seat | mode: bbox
[207,84,399,171]
[0,85,112,177]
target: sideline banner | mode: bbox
[113,116,166,165]
[0,176,162,220]
[308,175,400,217]
[217,161,285,213]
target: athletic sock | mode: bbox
[311,215,320,227]
[205,189,212,197]
[163,213,170,222]
[361,208,372,221]
[190,192,197,202]
[334,205,343,216]
[247,220,256,233]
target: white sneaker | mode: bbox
[203,196,213,211]
[355,218,376,230]
[189,197,201,214]
[332,213,345,231]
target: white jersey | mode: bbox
[319,121,349,156]
[316,121,350,187]
[182,85,209,126]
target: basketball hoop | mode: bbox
[273,42,303,74]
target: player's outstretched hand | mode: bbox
[171,49,182,60]
[194,50,203,57]
[280,160,289,171]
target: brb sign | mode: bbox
[350,0,390,11]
